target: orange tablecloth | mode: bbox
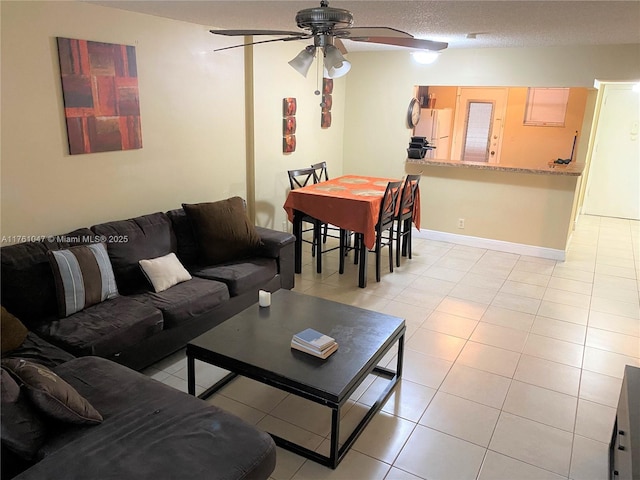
[284,175,421,250]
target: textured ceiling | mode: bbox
[89,1,640,51]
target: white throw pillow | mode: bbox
[139,253,192,293]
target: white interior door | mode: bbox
[583,83,640,220]
[451,88,508,162]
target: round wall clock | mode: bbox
[407,97,421,128]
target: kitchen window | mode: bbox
[524,87,570,126]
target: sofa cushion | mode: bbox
[1,359,102,425]
[48,243,119,318]
[92,213,176,295]
[1,242,57,324]
[0,368,46,460]
[1,306,29,354]
[20,357,276,480]
[183,197,262,265]
[30,296,163,358]
[193,258,278,296]
[0,229,98,324]
[2,332,75,369]
[131,277,229,329]
[139,253,192,293]
[166,208,199,267]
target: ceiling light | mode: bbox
[289,43,351,81]
[288,45,316,77]
[412,51,440,65]
[323,44,351,78]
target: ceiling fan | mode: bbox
[209,0,448,80]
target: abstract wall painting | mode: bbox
[283,135,297,154]
[283,97,297,117]
[321,78,333,129]
[56,37,142,155]
[282,97,297,153]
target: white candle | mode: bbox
[259,290,271,307]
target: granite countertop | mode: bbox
[407,158,585,176]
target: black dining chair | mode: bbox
[287,168,322,259]
[310,161,345,248]
[354,180,403,282]
[310,161,329,183]
[395,174,421,267]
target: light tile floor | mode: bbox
[146,214,640,480]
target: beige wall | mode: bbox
[1,1,247,239]
[342,44,640,251]
[0,1,345,240]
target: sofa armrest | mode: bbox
[254,227,295,258]
[254,227,295,290]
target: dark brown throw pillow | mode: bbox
[0,368,46,460]
[1,359,103,425]
[183,197,262,265]
[1,306,28,354]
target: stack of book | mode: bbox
[291,328,338,359]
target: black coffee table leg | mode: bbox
[187,351,238,399]
[271,333,404,469]
[187,355,196,396]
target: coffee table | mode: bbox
[186,289,405,469]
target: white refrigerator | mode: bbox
[414,108,452,159]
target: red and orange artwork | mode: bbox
[57,37,142,155]
[323,78,333,95]
[283,97,297,117]
[282,97,297,153]
[321,111,332,129]
[322,94,333,111]
[283,135,296,153]
[321,78,333,128]
[283,116,296,135]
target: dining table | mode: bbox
[283,174,421,288]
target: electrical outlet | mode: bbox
[458,218,465,229]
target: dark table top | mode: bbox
[187,289,405,404]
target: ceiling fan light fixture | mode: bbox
[288,45,316,77]
[325,61,351,79]
[323,44,351,78]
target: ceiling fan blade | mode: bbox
[334,38,348,55]
[213,35,310,52]
[349,36,448,51]
[210,29,305,37]
[336,27,414,39]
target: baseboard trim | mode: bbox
[413,228,566,261]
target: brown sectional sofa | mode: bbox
[2,339,277,480]
[1,200,295,371]
[1,198,295,479]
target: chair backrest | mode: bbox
[399,174,421,217]
[378,181,404,231]
[288,168,317,190]
[310,162,329,183]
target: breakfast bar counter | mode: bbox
[407,158,585,176]
[403,158,587,258]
